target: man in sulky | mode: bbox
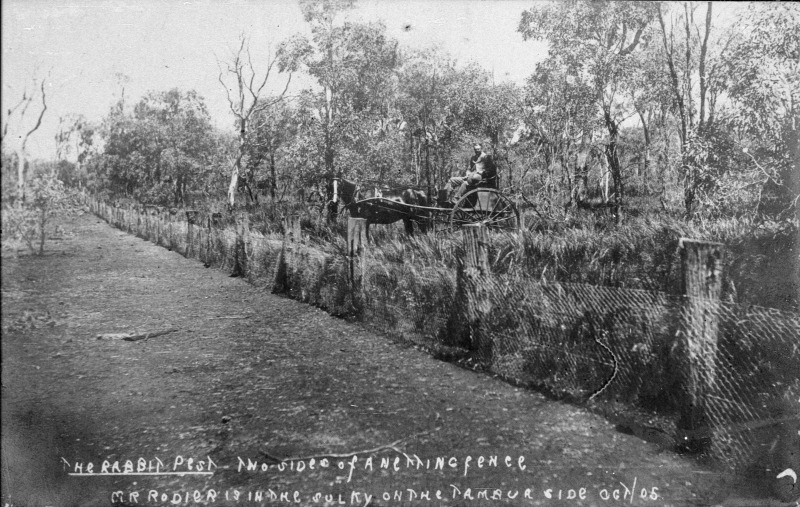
[445,143,497,204]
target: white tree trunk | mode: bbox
[228,168,238,208]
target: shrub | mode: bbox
[1,171,72,255]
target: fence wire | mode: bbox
[92,198,800,479]
[362,256,800,476]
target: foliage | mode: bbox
[720,3,800,220]
[519,0,659,218]
[278,0,401,184]
[89,89,221,205]
[1,170,71,255]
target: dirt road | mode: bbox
[1,212,762,506]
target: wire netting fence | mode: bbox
[88,197,800,483]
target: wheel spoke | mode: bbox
[450,189,518,231]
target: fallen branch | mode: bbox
[97,328,179,341]
[261,432,429,463]
[124,328,179,341]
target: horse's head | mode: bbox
[332,177,359,206]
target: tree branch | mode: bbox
[618,25,645,57]
[658,5,687,145]
[21,79,48,151]
[2,93,30,142]
[217,60,241,119]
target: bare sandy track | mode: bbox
[1,212,760,506]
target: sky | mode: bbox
[1,0,549,161]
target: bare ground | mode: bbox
[0,211,775,507]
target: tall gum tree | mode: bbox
[656,2,733,217]
[218,36,292,209]
[278,0,399,186]
[721,3,799,221]
[2,73,49,205]
[520,59,600,205]
[519,0,658,221]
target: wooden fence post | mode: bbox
[165,209,172,249]
[154,208,161,245]
[347,218,367,314]
[136,205,143,238]
[273,214,302,293]
[185,210,197,258]
[143,207,150,240]
[347,218,367,290]
[231,211,247,277]
[678,237,725,452]
[442,224,493,359]
[242,211,250,269]
[205,215,212,266]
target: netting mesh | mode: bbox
[362,256,799,473]
[91,198,800,476]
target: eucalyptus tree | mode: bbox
[460,77,522,187]
[655,2,736,217]
[721,3,799,220]
[519,59,599,204]
[96,89,219,205]
[396,49,462,191]
[217,36,292,208]
[55,114,98,189]
[626,38,674,182]
[519,0,659,219]
[1,73,48,205]
[244,100,299,201]
[278,0,400,183]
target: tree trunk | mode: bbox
[270,149,277,201]
[638,109,651,178]
[16,149,26,206]
[325,86,335,177]
[603,110,624,222]
[229,117,248,209]
[228,168,239,209]
[425,137,431,198]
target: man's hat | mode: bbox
[473,143,482,150]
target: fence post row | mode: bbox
[678,237,725,451]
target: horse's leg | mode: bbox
[403,218,414,236]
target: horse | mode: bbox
[331,178,430,235]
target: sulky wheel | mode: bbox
[449,188,520,231]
